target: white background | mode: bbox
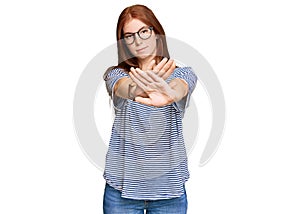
[1,0,300,213]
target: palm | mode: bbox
[135,89,174,107]
[129,58,178,107]
[130,69,177,107]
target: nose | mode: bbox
[134,33,142,45]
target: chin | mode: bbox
[136,53,155,60]
[137,54,149,59]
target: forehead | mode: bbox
[123,18,147,33]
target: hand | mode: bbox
[130,58,176,98]
[129,68,178,107]
[149,58,176,80]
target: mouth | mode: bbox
[136,46,148,53]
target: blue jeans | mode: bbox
[103,183,188,214]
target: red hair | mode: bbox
[113,5,170,73]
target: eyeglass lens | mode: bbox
[123,27,153,45]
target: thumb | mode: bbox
[146,59,156,71]
[134,96,152,106]
[169,81,177,88]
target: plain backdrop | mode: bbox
[1,0,300,213]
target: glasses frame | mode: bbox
[123,26,154,45]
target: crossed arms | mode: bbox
[113,58,188,107]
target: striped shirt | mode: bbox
[103,67,197,200]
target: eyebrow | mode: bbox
[123,26,148,35]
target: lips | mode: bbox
[136,46,148,53]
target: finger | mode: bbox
[129,70,149,91]
[136,68,156,83]
[158,60,174,77]
[153,57,168,73]
[146,70,164,83]
[130,67,152,86]
[158,59,174,76]
[161,60,176,80]
[134,96,153,106]
[146,59,156,71]
[169,81,177,88]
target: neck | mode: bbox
[138,55,156,70]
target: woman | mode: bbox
[103,4,197,214]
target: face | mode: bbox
[123,19,157,60]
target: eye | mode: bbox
[140,29,149,34]
[124,34,133,39]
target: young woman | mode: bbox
[103,4,197,214]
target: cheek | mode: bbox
[126,37,157,55]
[126,45,135,54]
[146,37,157,50]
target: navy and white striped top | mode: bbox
[103,67,197,200]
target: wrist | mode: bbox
[169,79,188,102]
[170,91,179,103]
[128,81,136,100]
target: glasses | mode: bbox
[123,26,153,45]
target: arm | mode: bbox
[114,58,176,100]
[114,77,133,99]
[113,77,148,99]
[129,65,198,107]
[169,78,189,102]
[129,69,189,107]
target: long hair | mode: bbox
[104,4,170,79]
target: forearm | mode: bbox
[114,77,132,99]
[114,77,146,100]
[170,78,189,102]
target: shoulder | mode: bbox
[104,66,128,80]
[172,66,198,91]
[174,66,193,74]
[175,66,193,71]
[173,66,197,79]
